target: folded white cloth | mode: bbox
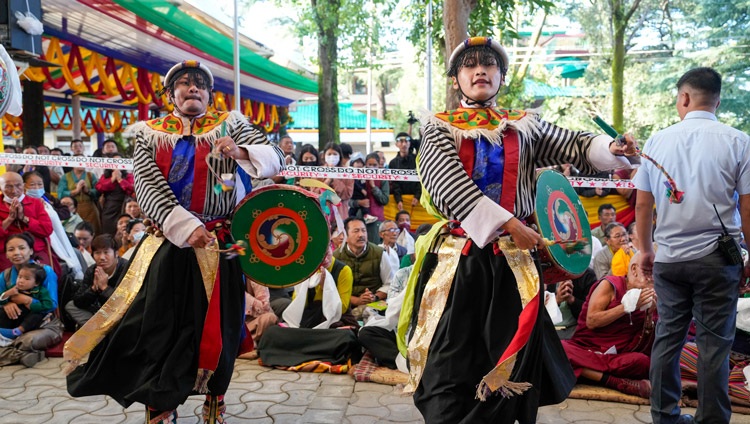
[0,333,13,347]
[736,298,750,333]
[544,291,564,325]
[282,269,342,329]
[621,288,652,313]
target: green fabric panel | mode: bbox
[289,103,393,129]
[112,0,317,94]
[396,151,447,357]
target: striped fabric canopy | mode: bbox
[39,0,317,106]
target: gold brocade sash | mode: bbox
[63,235,165,374]
[63,235,222,375]
[403,236,540,399]
[475,238,539,400]
[194,245,219,302]
[404,234,467,394]
[63,235,219,374]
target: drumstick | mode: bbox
[543,238,591,255]
[590,114,684,204]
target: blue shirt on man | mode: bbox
[633,110,750,263]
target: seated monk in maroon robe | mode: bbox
[562,252,658,398]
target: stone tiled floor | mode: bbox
[1,357,749,423]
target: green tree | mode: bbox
[681,1,750,132]
[560,0,680,133]
[313,0,341,150]
[553,0,750,140]
[374,67,404,120]
[277,0,396,150]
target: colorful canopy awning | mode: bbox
[40,0,317,106]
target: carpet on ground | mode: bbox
[570,383,750,414]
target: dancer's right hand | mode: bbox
[502,218,544,250]
[188,226,215,248]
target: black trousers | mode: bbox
[0,307,44,333]
[359,326,398,369]
[412,242,575,424]
[67,240,245,411]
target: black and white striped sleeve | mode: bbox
[418,124,513,247]
[133,134,203,247]
[533,118,630,173]
[228,112,285,178]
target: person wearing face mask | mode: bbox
[65,235,127,328]
[120,219,146,261]
[23,172,85,282]
[0,172,54,273]
[57,157,101,236]
[321,142,354,220]
[20,146,57,194]
[23,171,70,222]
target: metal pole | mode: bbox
[426,0,432,111]
[72,94,81,141]
[366,65,373,154]
[233,0,241,112]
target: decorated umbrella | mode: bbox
[0,45,23,118]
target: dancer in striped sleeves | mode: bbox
[398,37,639,423]
[65,60,284,424]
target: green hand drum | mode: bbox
[533,169,592,284]
[232,185,330,288]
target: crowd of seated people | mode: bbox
[0,141,147,366]
[0,138,427,369]
[14,138,733,411]
[251,212,430,372]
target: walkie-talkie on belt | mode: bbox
[714,204,743,266]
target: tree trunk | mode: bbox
[314,0,341,151]
[377,86,387,120]
[610,0,641,133]
[443,0,477,110]
[612,15,626,133]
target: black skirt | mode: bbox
[67,239,245,411]
[412,241,575,424]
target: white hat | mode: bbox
[163,60,214,89]
[349,152,365,165]
[447,37,510,75]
